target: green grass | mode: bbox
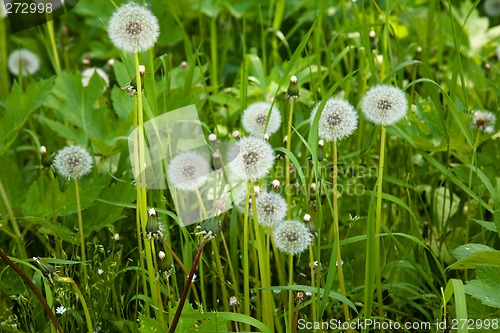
[0,0,499,332]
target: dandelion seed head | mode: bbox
[472,110,496,133]
[485,0,500,16]
[228,136,274,181]
[273,220,313,255]
[107,3,159,53]
[361,85,408,126]
[242,102,282,136]
[256,191,287,227]
[8,49,40,77]
[53,145,93,179]
[311,98,358,141]
[168,151,210,191]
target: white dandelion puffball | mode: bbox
[53,146,93,179]
[81,68,110,91]
[242,102,282,136]
[168,151,211,191]
[310,97,358,141]
[484,0,500,17]
[107,3,159,53]
[227,136,275,181]
[256,191,287,227]
[7,49,40,76]
[273,220,312,255]
[361,85,408,126]
[472,110,496,133]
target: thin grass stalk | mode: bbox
[0,16,8,98]
[0,180,26,259]
[242,181,251,331]
[45,20,60,73]
[74,177,88,287]
[133,53,163,326]
[56,277,93,333]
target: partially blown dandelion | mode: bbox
[273,220,313,255]
[107,3,159,53]
[472,110,496,133]
[242,102,282,136]
[53,146,93,179]
[361,85,408,126]
[7,49,40,76]
[227,136,274,181]
[168,151,210,191]
[311,97,358,141]
[256,191,287,227]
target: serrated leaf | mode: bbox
[139,314,164,333]
[0,78,54,156]
[465,266,500,308]
[448,251,500,270]
[451,243,496,261]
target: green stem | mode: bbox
[74,177,88,288]
[56,277,93,333]
[288,254,294,332]
[242,182,251,331]
[0,16,8,98]
[285,98,295,218]
[332,140,351,324]
[375,126,386,322]
[46,20,60,74]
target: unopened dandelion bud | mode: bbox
[107,58,115,66]
[148,207,156,217]
[253,185,261,195]
[40,146,47,155]
[271,179,281,189]
[208,133,217,142]
[232,130,241,140]
[303,213,311,222]
[82,53,91,65]
[283,135,288,146]
[229,296,239,307]
[264,134,270,142]
[113,233,120,241]
[158,251,166,260]
[181,61,188,69]
[287,75,299,99]
[139,65,146,76]
[200,216,220,239]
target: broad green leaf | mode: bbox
[448,251,500,270]
[464,266,500,308]
[452,243,496,261]
[0,78,54,156]
[139,314,163,333]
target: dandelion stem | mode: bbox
[285,98,295,218]
[74,177,88,288]
[288,253,294,331]
[169,240,206,333]
[375,126,386,322]
[242,181,251,331]
[332,140,351,325]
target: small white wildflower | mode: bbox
[113,233,120,241]
[8,49,40,76]
[53,145,93,179]
[167,151,210,191]
[303,214,311,222]
[242,102,282,136]
[81,68,109,91]
[472,110,496,133]
[305,291,312,296]
[107,3,160,53]
[55,306,67,315]
[227,136,275,181]
[361,85,408,126]
[97,268,104,275]
[311,98,358,141]
[158,251,166,260]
